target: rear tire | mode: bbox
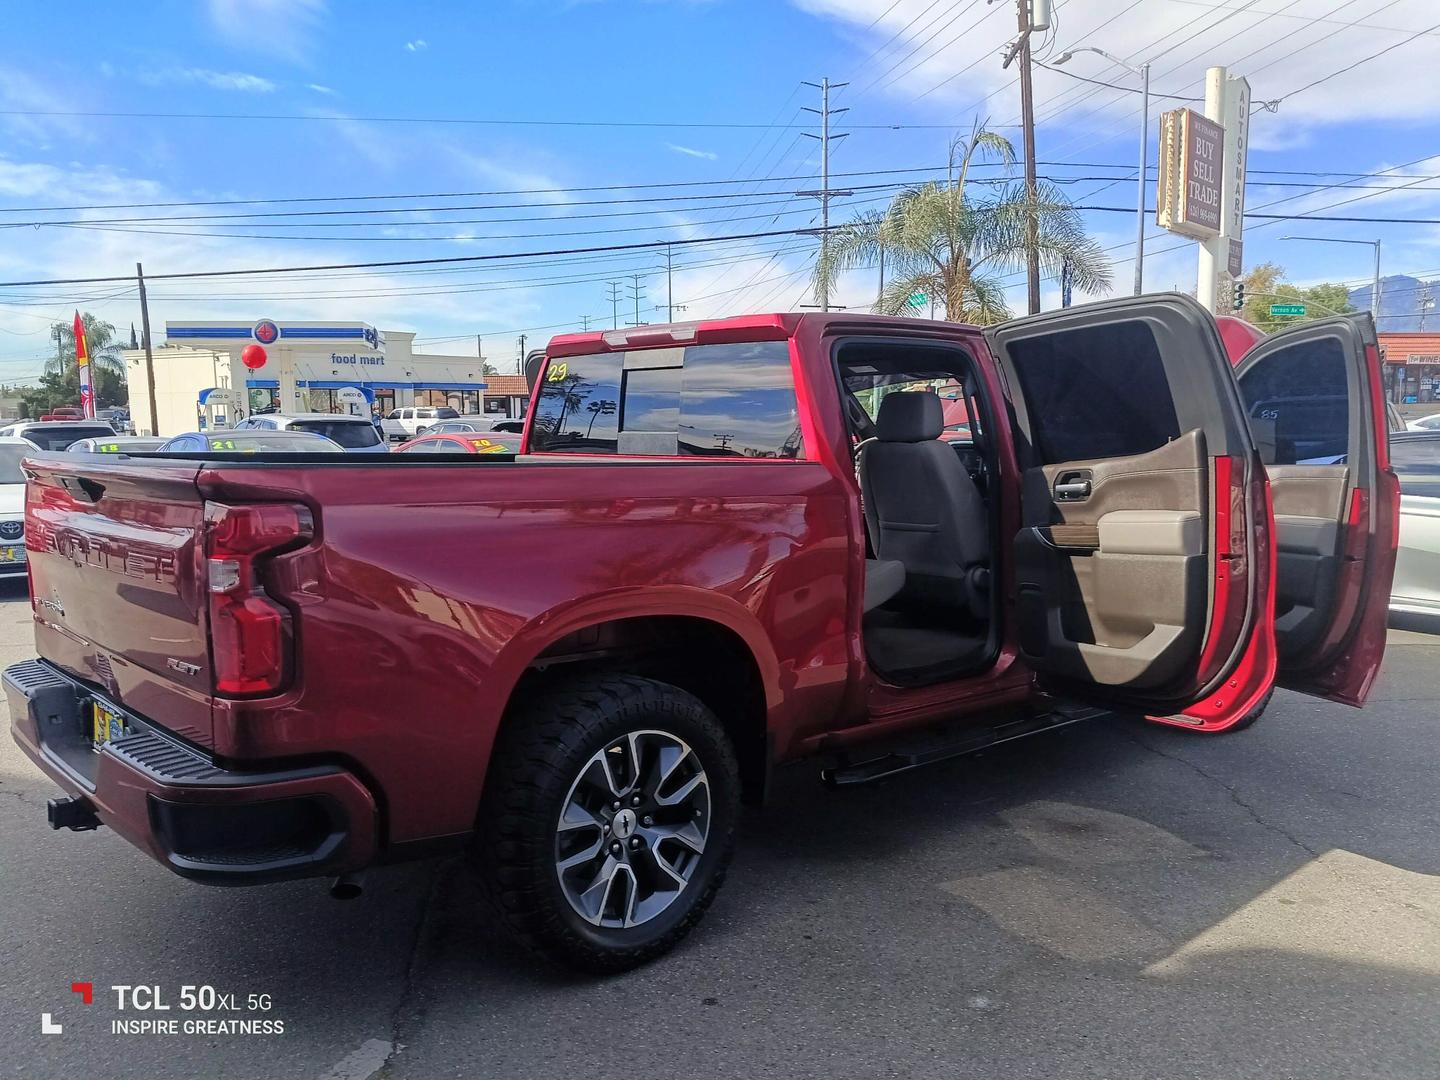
[1215,688,1274,733]
[475,674,740,974]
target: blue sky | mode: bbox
[1,0,1438,377]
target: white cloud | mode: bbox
[794,0,1440,150]
[405,39,428,52]
[207,0,327,63]
[137,68,277,93]
[666,143,719,161]
[306,83,336,95]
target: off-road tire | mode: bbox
[475,674,740,974]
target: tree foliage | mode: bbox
[1239,262,1357,332]
[812,124,1112,324]
[20,313,129,417]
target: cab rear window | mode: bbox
[530,341,802,459]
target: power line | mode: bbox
[0,227,846,288]
[1259,16,1440,112]
[0,107,972,131]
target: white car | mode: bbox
[381,406,460,442]
[232,412,388,453]
[0,420,123,451]
[0,436,37,579]
[1390,432,1440,619]
[1406,412,1440,432]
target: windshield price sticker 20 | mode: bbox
[41,983,286,1037]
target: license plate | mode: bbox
[91,702,128,748]
[0,546,24,564]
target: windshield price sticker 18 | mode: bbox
[103,985,285,1037]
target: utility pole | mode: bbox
[876,246,885,313]
[606,281,623,329]
[1002,0,1041,314]
[660,244,687,323]
[579,314,592,332]
[1420,289,1433,332]
[516,334,527,372]
[801,77,850,311]
[137,261,159,437]
[627,273,647,326]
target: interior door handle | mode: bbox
[1054,480,1091,501]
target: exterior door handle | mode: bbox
[1054,480,1091,501]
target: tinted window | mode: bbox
[1238,337,1350,465]
[1391,436,1440,469]
[398,438,468,454]
[530,353,623,453]
[531,343,801,458]
[23,424,117,451]
[678,342,800,457]
[1009,322,1181,464]
[435,407,460,419]
[0,445,26,483]
[291,419,381,448]
[622,367,681,432]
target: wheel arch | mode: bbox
[482,589,782,806]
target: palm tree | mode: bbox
[47,313,127,381]
[812,124,1112,325]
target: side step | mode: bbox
[820,704,1110,787]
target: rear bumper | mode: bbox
[5,659,378,885]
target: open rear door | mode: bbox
[1233,313,1399,706]
[987,294,1276,731]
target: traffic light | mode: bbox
[1231,279,1246,311]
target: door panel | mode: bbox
[1015,431,1207,688]
[988,294,1275,725]
[1235,314,1399,705]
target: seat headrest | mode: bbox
[876,391,943,442]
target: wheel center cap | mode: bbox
[612,808,637,839]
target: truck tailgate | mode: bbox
[25,454,215,747]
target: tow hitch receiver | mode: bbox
[48,795,101,831]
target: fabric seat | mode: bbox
[864,558,906,613]
[859,391,989,619]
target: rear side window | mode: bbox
[25,425,116,451]
[530,341,801,458]
[291,420,381,448]
[1237,337,1349,465]
[1008,322,1181,464]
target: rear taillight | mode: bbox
[205,502,311,697]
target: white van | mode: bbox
[381,406,459,443]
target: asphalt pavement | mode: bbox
[1,578,1437,1079]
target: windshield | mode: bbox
[24,424,116,451]
[291,420,381,448]
[0,445,26,484]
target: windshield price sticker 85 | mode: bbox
[97,985,285,1037]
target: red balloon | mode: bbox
[241,344,267,370]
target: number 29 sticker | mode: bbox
[545,362,569,383]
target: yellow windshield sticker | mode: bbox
[546,361,569,383]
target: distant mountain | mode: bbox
[1349,275,1440,334]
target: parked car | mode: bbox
[155,430,345,453]
[1406,412,1440,432]
[420,417,504,436]
[232,412,388,453]
[7,299,1399,974]
[66,436,167,454]
[381,405,460,442]
[0,420,124,451]
[395,432,522,454]
[1386,431,1440,619]
[0,436,36,579]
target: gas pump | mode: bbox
[198,387,245,431]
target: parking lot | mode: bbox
[0,578,1436,1079]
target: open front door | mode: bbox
[1234,313,1399,706]
[987,294,1276,730]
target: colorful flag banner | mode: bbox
[73,310,95,418]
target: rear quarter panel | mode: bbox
[199,458,851,844]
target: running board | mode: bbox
[820,704,1110,787]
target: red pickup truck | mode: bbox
[7,296,1398,972]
